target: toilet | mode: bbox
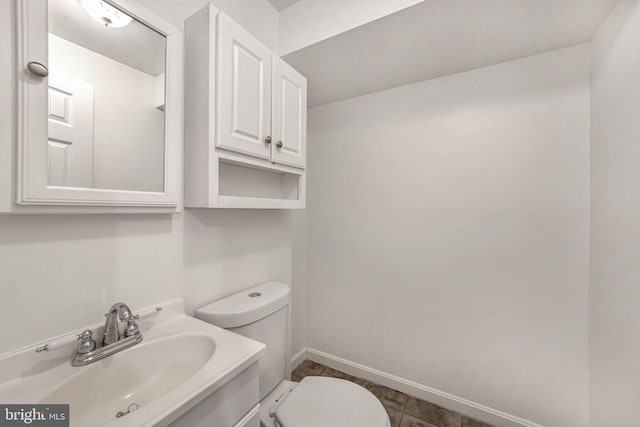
[195,282,390,427]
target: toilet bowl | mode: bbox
[195,282,390,427]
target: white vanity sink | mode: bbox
[0,301,265,427]
[42,333,216,425]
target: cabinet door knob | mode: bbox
[276,140,283,149]
[265,136,272,144]
[27,61,49,78]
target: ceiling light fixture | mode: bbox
[80,0,132,28]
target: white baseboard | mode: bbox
[291,347,308,370]
[291,347,544,427]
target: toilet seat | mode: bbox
[273,376,389,427]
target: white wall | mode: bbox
[135,0,279,51]
[278,0,422,55]
[590,1,640,425]
[49,34,165,192]
[291,210,308,353]
[0,0,290,355]
[303,45,591,426]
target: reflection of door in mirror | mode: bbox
[47,0,166,193]
[48,71,95,188]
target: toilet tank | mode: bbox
[195,282,290,400]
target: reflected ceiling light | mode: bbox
[80,0,132,28]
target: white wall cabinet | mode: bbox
[185,5,307,209]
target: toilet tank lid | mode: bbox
[195,282,290,328]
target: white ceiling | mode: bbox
[268,0,304,12]
[282,0,619,106]
[49,0,165,76]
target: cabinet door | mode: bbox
[271,59,307,169]
[217,12,272,160]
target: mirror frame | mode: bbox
[16,0,182,210]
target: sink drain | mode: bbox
[116,403,139,418]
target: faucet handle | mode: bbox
[124,319,140,338]
[76,330,96,354]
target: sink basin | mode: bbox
[41,334,216,426]
[0,305,265,427]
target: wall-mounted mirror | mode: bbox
[48,0,166,192]
[16,0,182,211]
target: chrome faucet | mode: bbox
[103,302,139,345]
[72,302,143,367]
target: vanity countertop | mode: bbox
[0,299,265,426]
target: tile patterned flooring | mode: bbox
[291,360,495,427]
